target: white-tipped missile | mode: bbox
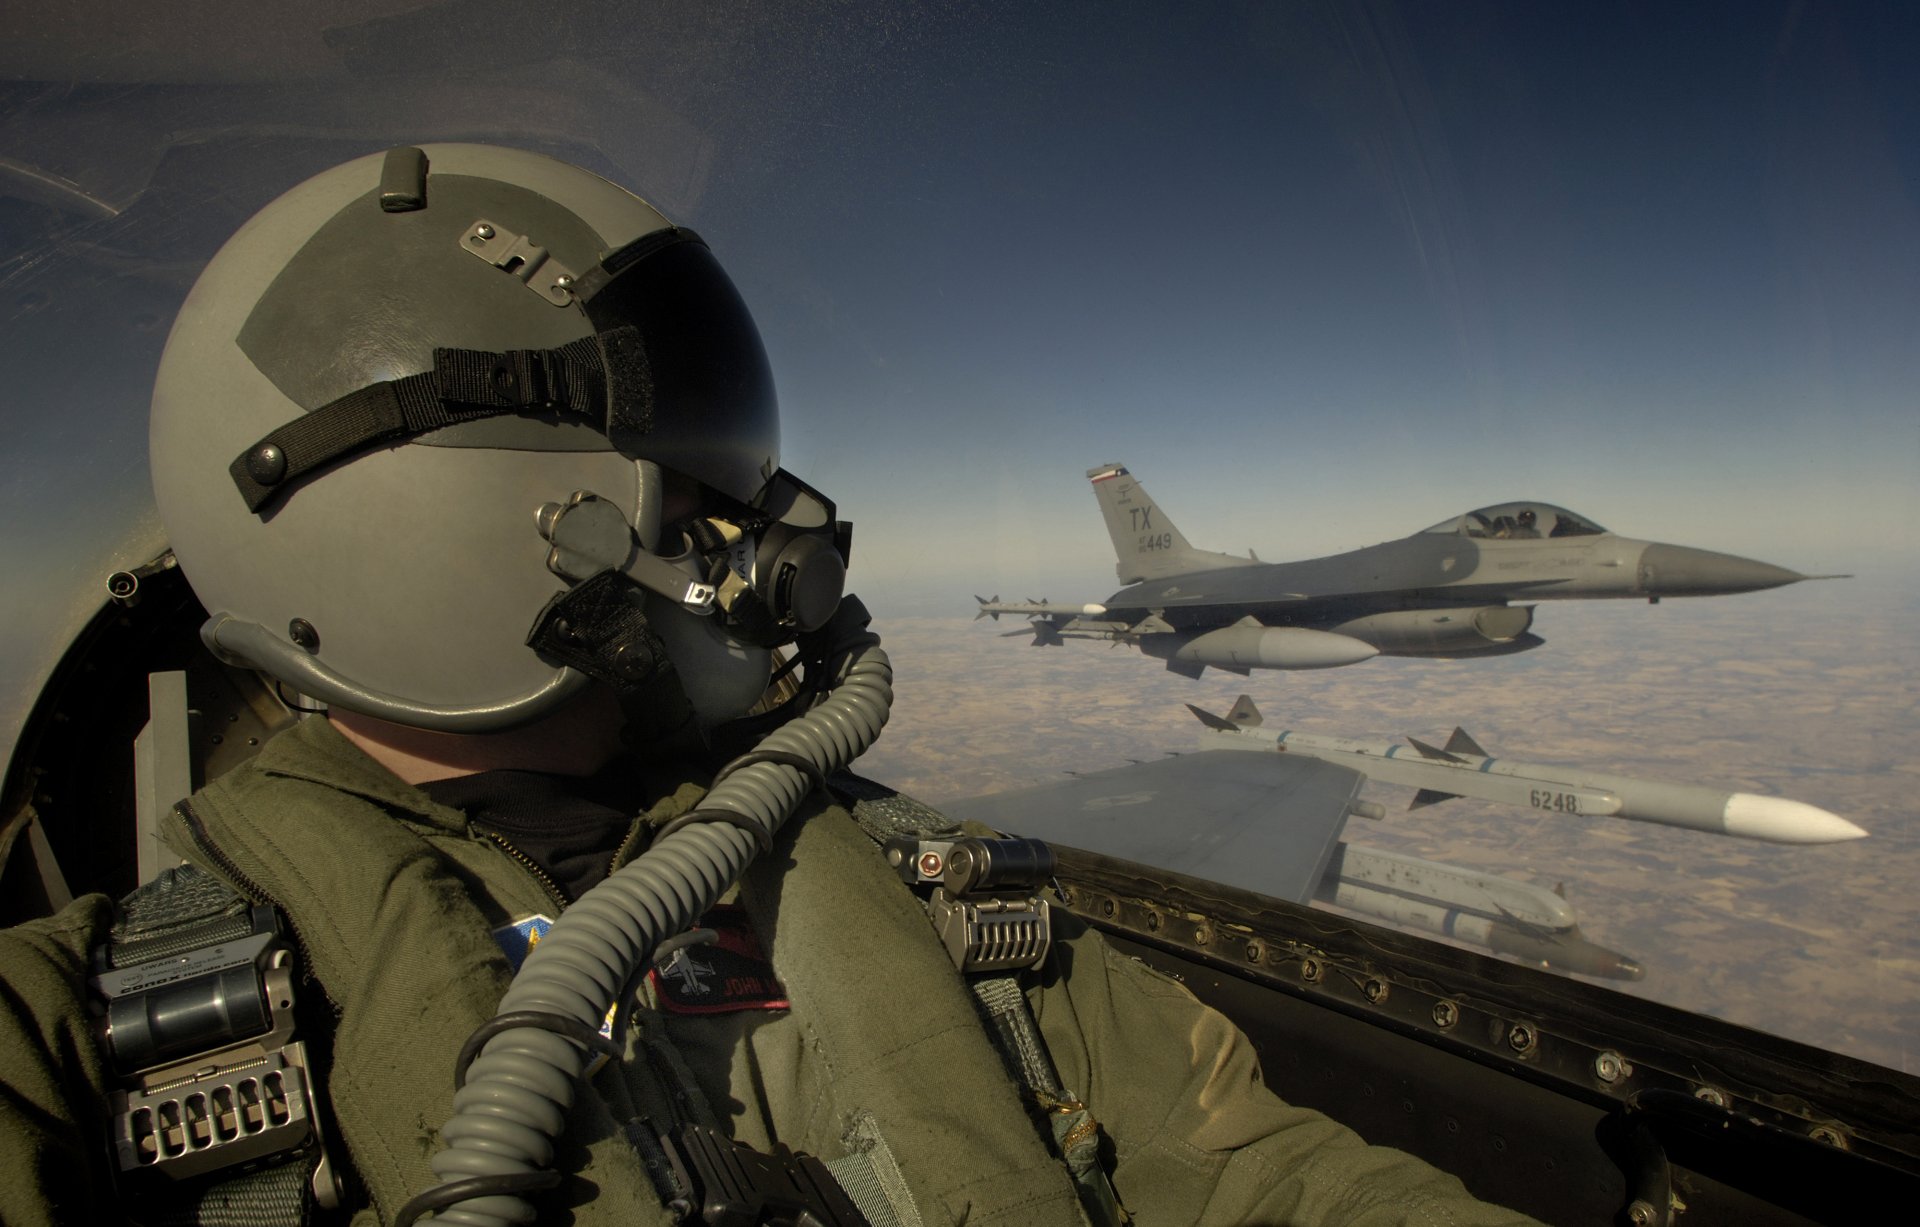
[974,595,1109,621]
[1189,700,1868,845]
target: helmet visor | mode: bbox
[583,231,779,505]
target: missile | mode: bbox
[974,595,1109,621]
[1485,924,1647,982]
[1189,699,1868,845]
[1314,843,1644,980]
[1328,843,1575,930]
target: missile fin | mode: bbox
[1407,736,1467,764]
[1186,703,1241,732]
[1165,657,1206,680]
[1409,788,1459,809]
[1225,695,1263,727]
[1444,726,1488,757]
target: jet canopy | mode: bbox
[1420,503,1606,541]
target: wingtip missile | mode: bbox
[1197,707,1864,845]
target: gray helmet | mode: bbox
[151,144,847,732]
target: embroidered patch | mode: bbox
[493,914,619,1070]
[649,904,790,1015]
[493,914,556,970]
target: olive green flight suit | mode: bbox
[0,716,1538,1226]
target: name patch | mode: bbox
[650,904,790,1015]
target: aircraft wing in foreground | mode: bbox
[941,749,1646,980]
[976,463,1840,677]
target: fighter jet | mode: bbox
[976,463,1837,676]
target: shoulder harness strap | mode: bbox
[94,865,341,1226]
[835,774,1130,1226]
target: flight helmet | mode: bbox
[150,144,849,733]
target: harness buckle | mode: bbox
[92,906,343,1208]
[885,836,1055,974]
[660,1122,869,1226]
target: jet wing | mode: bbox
[940,749,1363,904]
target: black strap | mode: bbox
[229,333,611,514]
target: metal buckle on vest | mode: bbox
[659,1122,870,1226]
[885,836,1055,975]
[92,908,344,1208]
[925,887,1052,974]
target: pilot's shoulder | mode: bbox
[0,891,116,981]
[826,770,966,839]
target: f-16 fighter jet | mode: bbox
[977,463,1837,676]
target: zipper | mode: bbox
[482,829,573,909]
[606,815,650,883]
[172,798,340,1016]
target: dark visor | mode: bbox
[228,228,778,515]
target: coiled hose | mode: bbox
[397,628,892,1227]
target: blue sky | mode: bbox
[658,3,1920,609]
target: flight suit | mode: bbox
[0,716,1538,1226]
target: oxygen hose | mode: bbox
[396,622,893,1227]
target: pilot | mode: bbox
[0,146,1537,1227]
[1512,509,1540,538]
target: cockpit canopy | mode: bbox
[1420,503,1607,540]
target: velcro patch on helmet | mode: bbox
[525,570,675,691]
[599,323,655,442]
[649,905,789,1015]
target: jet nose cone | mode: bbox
[1638,544,1806,596]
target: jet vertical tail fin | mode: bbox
[1087,463,1262,584]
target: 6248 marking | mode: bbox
[1528,789,1580,814]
